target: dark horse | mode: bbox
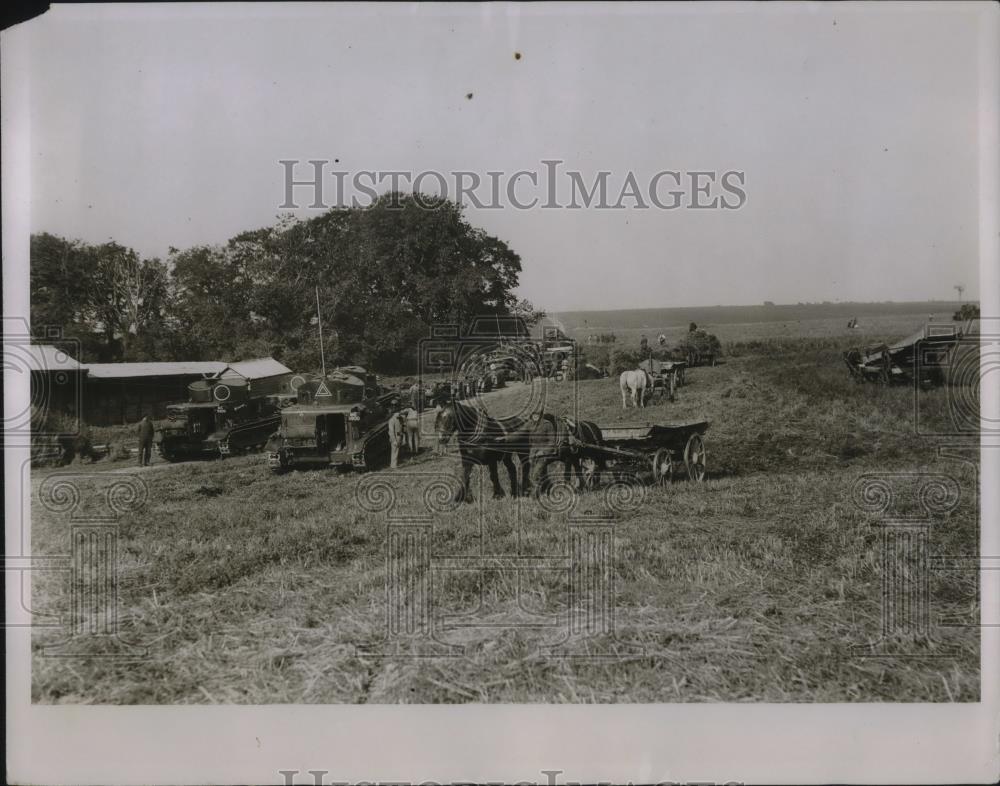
[436,401,534,502]
[528,413,607,496]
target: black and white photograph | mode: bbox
[3,2,998,784]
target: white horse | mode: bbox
[619,368,652,408]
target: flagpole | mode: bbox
[316,286,327,378]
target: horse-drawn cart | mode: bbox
[639,358,687,399]
[555,420,709,489]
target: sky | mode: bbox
[21,2,986,311]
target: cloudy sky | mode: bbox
[21,2,987,311]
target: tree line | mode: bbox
[31,193,544,373]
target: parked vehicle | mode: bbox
[265,367,399,473]
[155,378,293,461]
[843,324,961,385]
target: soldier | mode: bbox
[137,415,154,467]
[402,406,421,454]
[388,411,405,469]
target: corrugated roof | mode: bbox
[23,344,83,372]
[85,361,227,379]
[219,357,292,380]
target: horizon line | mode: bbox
[549,298,975,315]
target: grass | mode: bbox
[30,319,980,703]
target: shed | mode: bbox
[83,361,227,425]
[26,344,87,418]
[215,357,294,396]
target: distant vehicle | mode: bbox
[843,324,962,386]
[672,329,722,367]
[265,367,398,473]
[639,357,686,398]
[155,378,293,461]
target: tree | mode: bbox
[30,234,171,361]
[85,242,169,360]
[510,298,546,328]
[29,233,90,334]
[29,193,529,373]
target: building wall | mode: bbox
[83,372,296,425]
[30,370,86,420]
[84,375,198,426]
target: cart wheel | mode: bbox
[683,434,706,482]
[651,448,673,486]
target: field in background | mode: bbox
[30,310,980,703]
[554,301,965,331]
[560,309,965,352]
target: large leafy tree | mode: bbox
[29,233,101,356]
[29,192,531,372]
[30,234,170,361]
[84,242,170,360]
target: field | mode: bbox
[30,312,980,703]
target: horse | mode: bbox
[528,414,606,496]
[436,401,533,502]
[619,368,652,408]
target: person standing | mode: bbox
[137,415,154,467]
[403,406,421,454]
[388,411,404,468]
[433,404,448,455]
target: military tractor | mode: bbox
[155,378,294,462]
[265,367,400,473]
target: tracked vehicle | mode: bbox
[155,378,293,461]
[265,367,399,473]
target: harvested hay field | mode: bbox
[31,334,979,703]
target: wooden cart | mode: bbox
[576,421,709,487]
[639,358,687,400]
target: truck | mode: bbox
[265,367,400,473]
